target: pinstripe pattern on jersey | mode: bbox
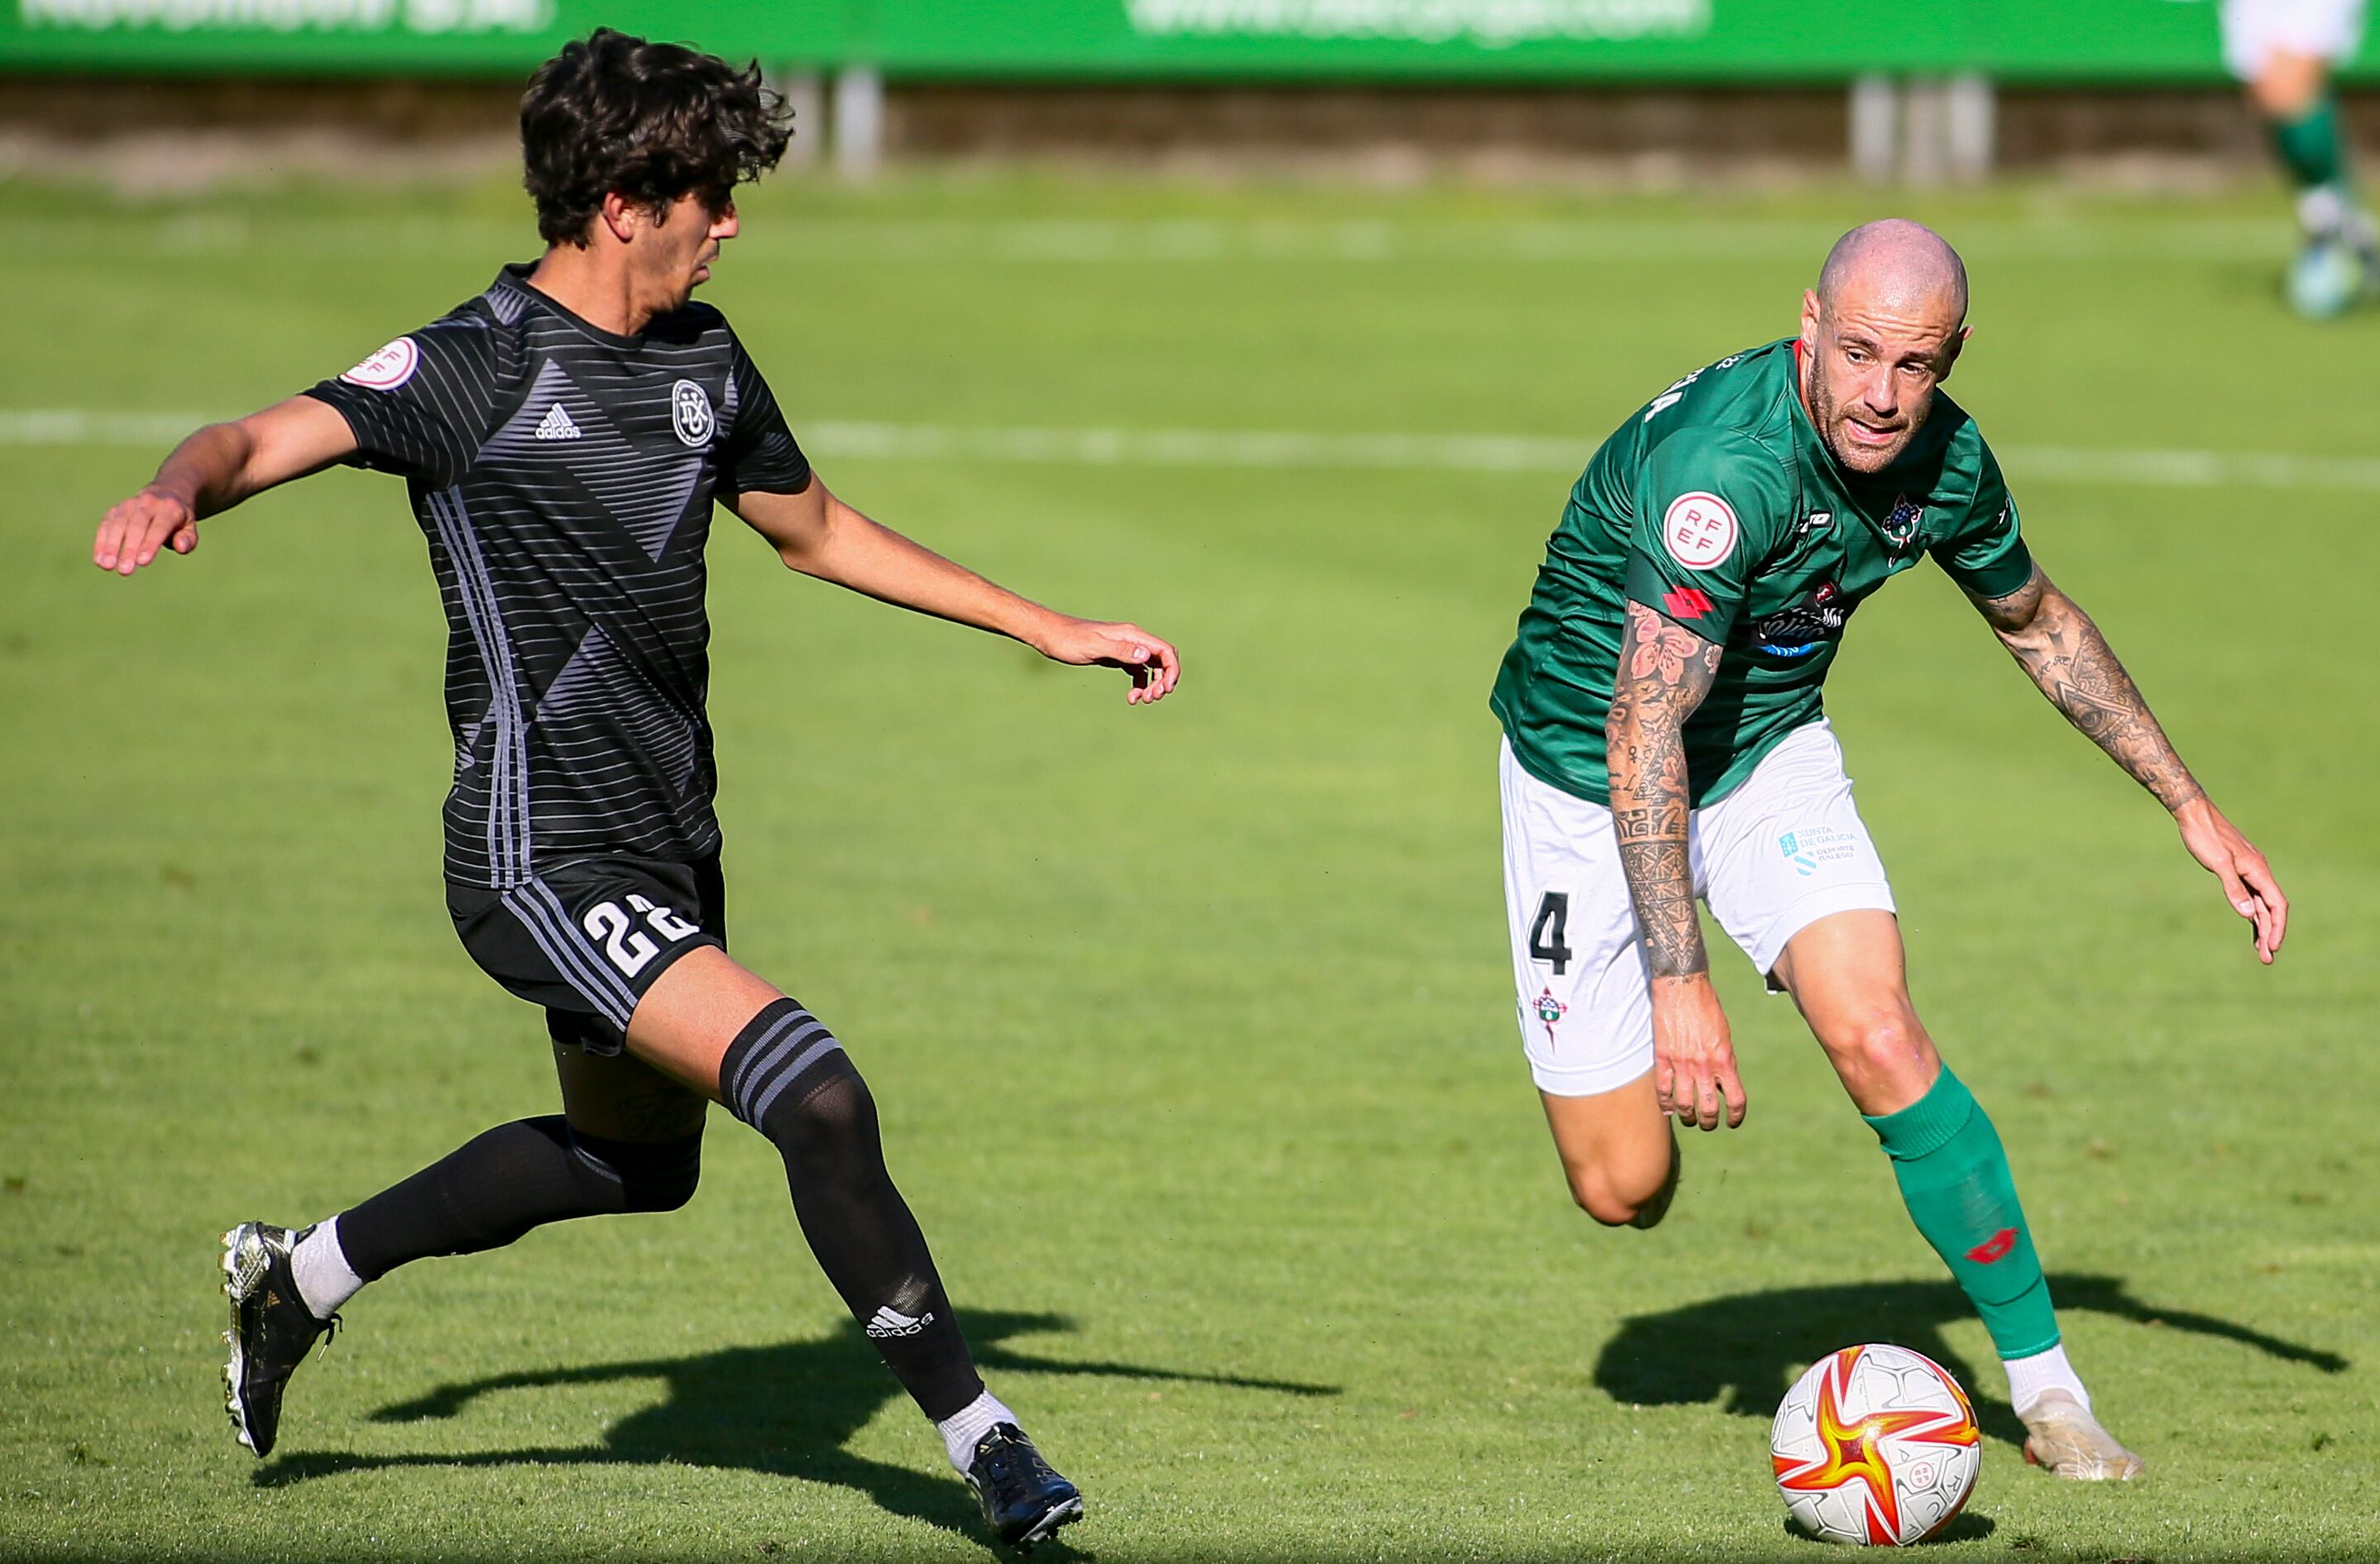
[304,265,811,889]
[537,624,703,799]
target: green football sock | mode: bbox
[2272,95,2349,193]
[1864,1066,2060,1361]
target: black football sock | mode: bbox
[333,1116,702,1282]
[721,998,986,1422]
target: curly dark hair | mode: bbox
[520,28,794,247]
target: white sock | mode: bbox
[2004,1342,2089,1417]
[936,1390,1018,1474]
[2299,182,2351,241]
[289,1217,365,1320]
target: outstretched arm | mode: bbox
[1607,600,1744,1128]
[94,396,358,576]
[1967,564,2287,962]
[728,477,1179,705]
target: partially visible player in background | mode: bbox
[2221,0,2378,314]
[91,29,1177,1551]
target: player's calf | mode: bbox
[223,1113,706,1459]
[1542,1077,1678,1228]
[718,997,1081,1539]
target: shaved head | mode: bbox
[1816,218,1968,323]
[1798,220,1971,474]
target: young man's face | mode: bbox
[630,190,740,311]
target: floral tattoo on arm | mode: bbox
[1973,567,2205,812]
[1607,601,1724,978]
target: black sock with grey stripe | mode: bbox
[722,997,985,1422]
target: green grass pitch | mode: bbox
[2,170,2376,1563]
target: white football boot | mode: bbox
[2019,1389,2145,1481]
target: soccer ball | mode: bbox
[1769,1343,1981,1546]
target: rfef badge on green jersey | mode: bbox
[1661,492,1738,570]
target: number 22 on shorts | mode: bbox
[582,894,703,977]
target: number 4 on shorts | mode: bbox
[1529,892,1573,975]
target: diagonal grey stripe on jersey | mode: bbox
[722,1004,818,1116]
[476,356,706,562]
[744,1035,846,1130]
[727,1013,837,1122]
[428,489,532,884]
[534,624,703,799]
[503,885,635,1029]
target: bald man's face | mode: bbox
[1796,280,1966,475]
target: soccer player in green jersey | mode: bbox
[1490,220,2288,1480]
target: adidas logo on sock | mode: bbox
[534,403,582,441]
[866,1304,933,1339]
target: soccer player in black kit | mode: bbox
[90,31,1177,1551]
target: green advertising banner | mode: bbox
[0,1,827,73]
[2,0,2375,82]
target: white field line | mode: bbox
[12,214,2301,265]
[7,409,2378,493]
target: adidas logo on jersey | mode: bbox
[865,1304,933,1339]
[534,403,582,442]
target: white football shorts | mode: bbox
[2221,0,2367,80]
[1499,720,1895,1098]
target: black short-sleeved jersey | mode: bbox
[303,264,813,889]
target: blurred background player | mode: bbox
[2221,0,2380,314]
[1491,220,2288,1481]
[89,29,1178,1551]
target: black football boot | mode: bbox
[965,1423,1084,1550]
[221,1222,337,1457]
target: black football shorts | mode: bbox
[448,854,727,1055]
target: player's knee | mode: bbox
[1818,1005,1934,1098]
[1562,1145,1676,1229]
[567,1127,704,1213]
[719,997,869,1157]
[775,1061,877,1160]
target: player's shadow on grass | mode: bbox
[1595,1273,2346,1449]
[257,1309,1336,1551]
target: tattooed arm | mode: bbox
[1607,600,1745,1128]
[1968,565,2289,963]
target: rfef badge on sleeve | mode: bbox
[1662,492,1739,570]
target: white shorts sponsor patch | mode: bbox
[339,337,419,392]
[1662,490,1739,570]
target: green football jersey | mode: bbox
[1491,337,2033,807]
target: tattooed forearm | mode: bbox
[1972,568,2204,812]
[1607,602,1723,979]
